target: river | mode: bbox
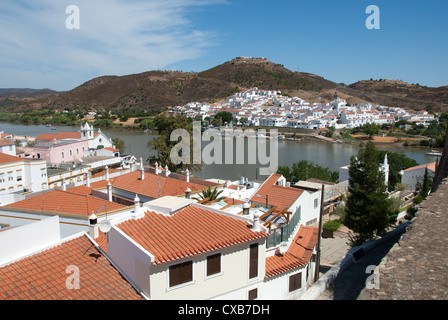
[0,122,437,181]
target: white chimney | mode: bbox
[140,164,145,180]
[252,211,260,232]
[61,179,66,191]
[134,194,141,213]
[185,188,192,199]
[105,166,109,181]
[186,169,190,183]
[88,213,99,239]
[155,162,159,175]
[165,165,170,177]
[243,202,251,215]
[85,173,90,187]
[107,181,112,202]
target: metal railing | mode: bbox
[266,206,301,249]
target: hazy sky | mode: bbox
[1,0,447,91]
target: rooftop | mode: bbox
[96,170,217,199]
[0,152,24,165]
[403,162,437,173]
[0,233,144,300]
[250,174,304,211]
[4,189,126,217]
[265,226,319,278]
[113,204,268,265]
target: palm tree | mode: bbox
[194,186,225,202]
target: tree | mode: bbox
[276,160,339,184]
[147,114,201,173]
[361,123,380,138]
[325,126,335,138]
[194,186,225,202]
[213,111,234,126]
[344,142,397,246]
[416,167,432,199]
[112,137,126,154]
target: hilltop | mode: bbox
[2,57,447,113]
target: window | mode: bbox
[289,272,302,292]
[249,243,258,279]
[207,253,221,277]
[248,288,258,300]
[314,198,318,208]
[61,152,64,159]
[70,150,72,156]
[169,260,193,288]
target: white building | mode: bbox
[400,162,436,191]
[91,196,319,300]
[0,139,16,156]
[0,152,47,199]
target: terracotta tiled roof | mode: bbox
[36,131,81,142]
[5,189,126,216]
[403,162,436,173]
[105,171,212,198]
[66,185,93,196]
[250,174,304,211]
[0,152,23,165]
[114,205,268,265]
[0,139,13,146]
[0,234,144,300]
[265,226,318,278]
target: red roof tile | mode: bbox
[0,152,23,165]
[0,139,13,146]
[115,204,268,265]
[0,234,143,300]
[403,162,436,173]
[5,189,126,216]
[265,226,318,278]
[250,174,304,211]
[36,131,81,142]
[104,171,213,198]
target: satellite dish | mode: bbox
[99,219,112,233]
[278,242,289,255]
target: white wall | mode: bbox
[147,240,266,300]
[401,168,434,191]
[0,216,61,266]
[295,189,321,226]
[107,225,154,298]
[0,159,47,194]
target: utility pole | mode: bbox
[314,184,325,282]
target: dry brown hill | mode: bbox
[3,58,448,113]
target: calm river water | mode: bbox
[0,122,437,181]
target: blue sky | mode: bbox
[0,0,447,91]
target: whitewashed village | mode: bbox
[0,88,440,301]
[170,87,435,129]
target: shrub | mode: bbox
[413,195,423,204]
[323,220,341,232]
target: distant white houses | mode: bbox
[169,88,421,131]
